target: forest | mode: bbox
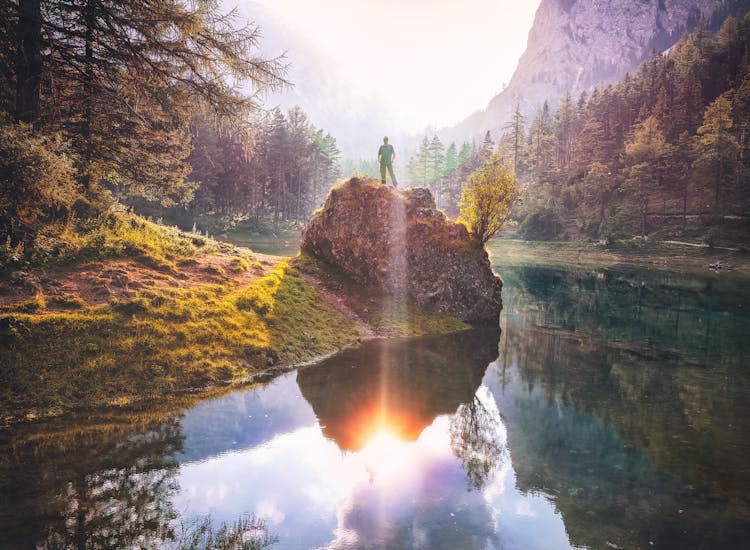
[407,14,750,245]
[0,0,343,268]
[2,2,749,268]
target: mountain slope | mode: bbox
[445,0,750,142]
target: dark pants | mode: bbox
[380,162,397,186]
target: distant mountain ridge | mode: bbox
[444,0,750,142]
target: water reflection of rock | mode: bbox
[297,328,500,451]
[488,266,750,549]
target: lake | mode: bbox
[1,260,749,549]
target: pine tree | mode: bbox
[503,103,526,176]
[418,136,431,184]
[458,141,473,165]
[444,142,458,176]
[554,92,576,170]
[428,135,445,181]
[693,93,741,215]
[427,135,445,205]
[624,116,671,237]
[528,101,554,182]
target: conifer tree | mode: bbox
[624,116,671,237]
[693,93,741,215]
[503,103,526,176]
[7,0,287,203]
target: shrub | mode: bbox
[458,153,517,244]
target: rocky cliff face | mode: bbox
[445,0,750,141]
[301,178,503,325]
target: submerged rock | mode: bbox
[301,177,502,324]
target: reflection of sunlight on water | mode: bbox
[360,429,409,484]
[357,420,452,488]
[173,379,574,549]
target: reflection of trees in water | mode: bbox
[501,265,749,368]
[449,394,504,491]
[492,272,750,549]
[169,514,277,549]
[3,413,279,549]
[33,417,184,549]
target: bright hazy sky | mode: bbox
[248,0,541,132]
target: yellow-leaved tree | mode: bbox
[458,153,517,244]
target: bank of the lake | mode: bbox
[0,218,466,427]
[488,238,750,275]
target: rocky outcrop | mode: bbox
[301,178,502,325]
[444,0,750,142]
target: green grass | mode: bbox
[2,209,222,272]
[0,262,359,425]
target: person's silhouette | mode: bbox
[377,136,397,187]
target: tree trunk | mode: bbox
[82,0,96,189]
[682,179,689,235]
[714,158,722,217]
[295,169,302,226]
[15,0,42,124]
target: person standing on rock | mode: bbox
[378,136,397,187]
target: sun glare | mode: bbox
[360,427,412,483]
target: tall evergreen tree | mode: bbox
[693,93,741,215]
[624,116,671,237]
[503,103,526,176]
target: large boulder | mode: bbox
[301,178,502,324]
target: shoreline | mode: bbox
[488,239,750,275]
[0,248,468,428]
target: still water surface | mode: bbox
[1,263,749,549]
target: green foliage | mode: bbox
[405,136,479,212]
[0,119,83,246]
[17,210,218,269]
[185,107,341,229]
[692,93,742,215]
[458,153,517,244]
[518,207,566,241]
